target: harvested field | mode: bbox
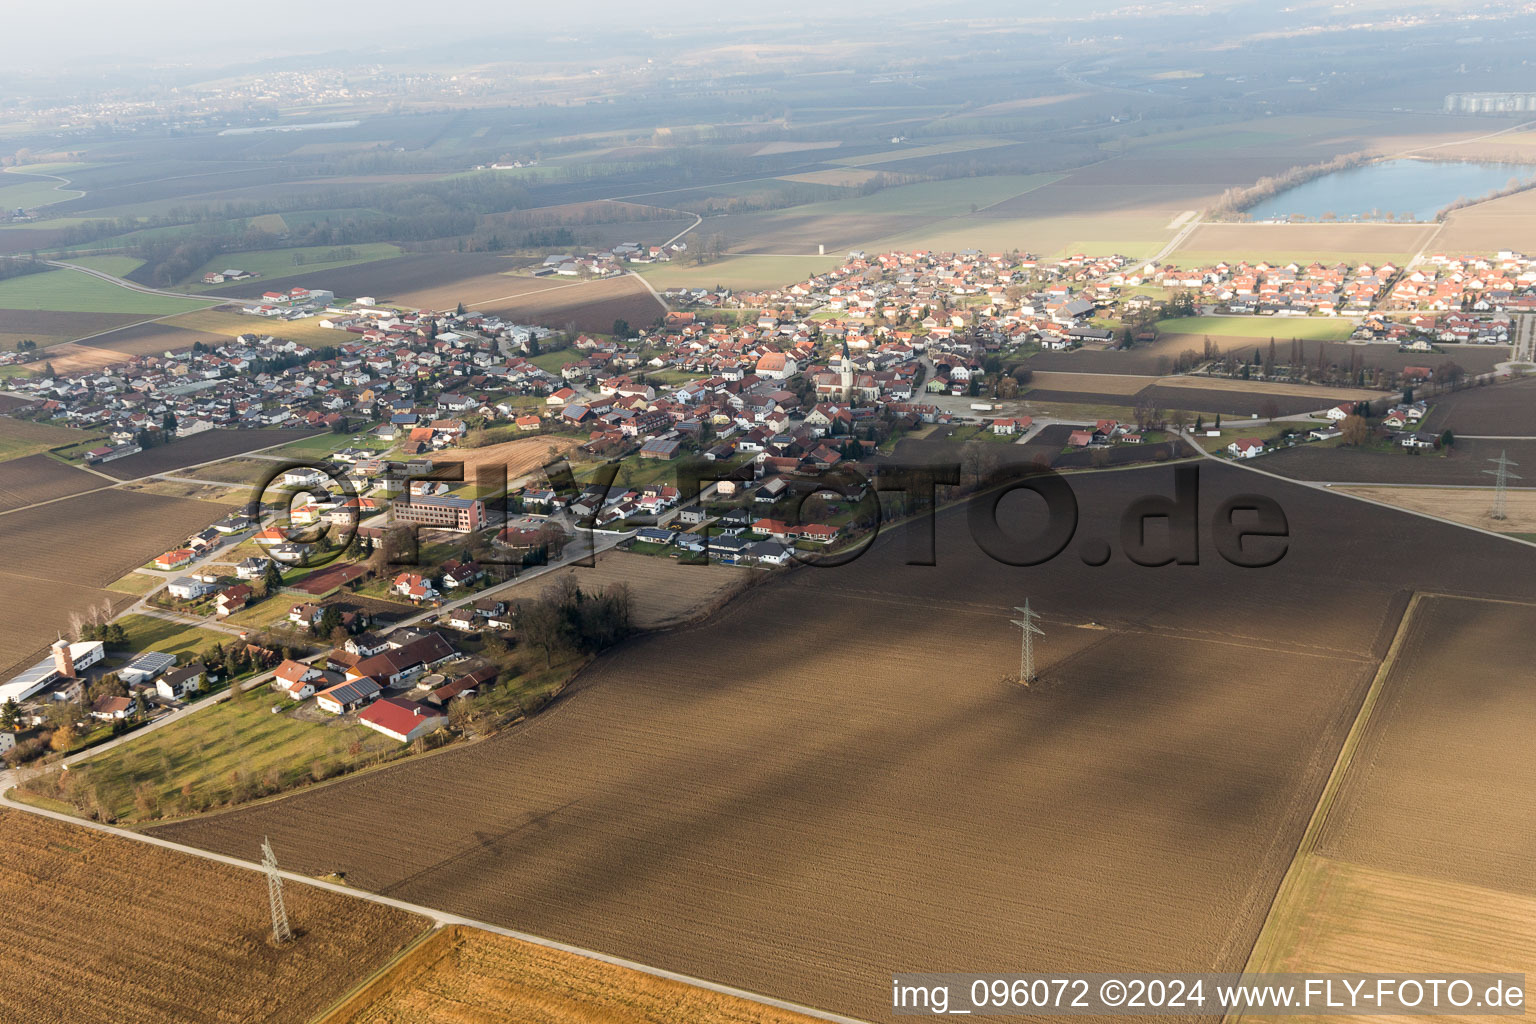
[0,809,427,1024]
[70,319,230,356]
[153,465,1536,1024]
[214,253,522,305]
[0,308,146,349]
[474,275,665,333]
[777,168,886,188]
[329,924,821,1024]
[92,428,321,480]
[1028,337,1512,379]
[1242,596,1536,1003]
[431,436,582,484]
[1432,187,1536,255]
[1139,385,1349,418]
[1152,376,1377,401]
[1,489,226,587]
[1421,377,1536,436]
[0,416,93,462]
[1026,371,1155,396]
[1167,222,1434,264]
[1335,485,1536,532]
[502,550,751,630]
[0,574,133,685]
[1257,438,1536,485]
[192,456,286,485]
[0,453,101,511]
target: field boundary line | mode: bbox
[0,792,873,1024]
[307,920,445,1024]
[1225,591,1426,1023]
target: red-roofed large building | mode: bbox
[358,697,447,743]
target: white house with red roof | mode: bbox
[1227,438,1266,459]
[357,697,447,743]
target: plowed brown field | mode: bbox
[152,463,1536,1022]
[0,810,427,1024]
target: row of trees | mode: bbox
[516,576,635,668]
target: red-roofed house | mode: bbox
[358,697,447,743]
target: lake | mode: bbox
[1245,159,1536,221]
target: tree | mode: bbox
[0,697,17,732]
[263,559,285,595]
[315,604,343,639]
[50,722,75,753]
[611,318,631,338]
[162,412,177,435]
[1340,414,1370,447]
[1258,399,1281,422]
[1441,429,1456,449]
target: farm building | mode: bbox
[316,677,382,714]
[357,697,448,743]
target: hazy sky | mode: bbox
[6,0,901,69]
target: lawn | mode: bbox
[64,689,404,823]
[106,613,227,664]
[0,269,211,315]
[1156,315,1355,341]
[185,243,402,290]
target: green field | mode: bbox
[0,417,92,461]
[636,253,843,291]
[0,174,82,209]
[108,613,228,662]
[0,269,211,314]
[60,254,145,277]
[831,137,1015,168]
[62,687,404,823]
[1156,315,1356,340]
[186,242,403,290]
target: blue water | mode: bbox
[1245,159,1536,221]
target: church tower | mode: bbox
[839,339,854,403]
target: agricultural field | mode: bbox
[90,428,321,480]
[1430,186,1536,255]
[213,253,523,305]
[0,575,134,685]
[430,435,582,484]
[1257,437,1536,486]
[1334,485,1536,533]
[636,255,843,292]
[0,810,427,1024]
[0,487,229,679]
[0,268,211,314]
[501,550,751,630]
[0,308,150,350]
[1155,316,1356,341]
[1029,334,1509,379]
[1025,371,1155,396]
[1166,222,1434,266]
[185,242,403,289]
[1241,595,1536,999]
[161,306,344,347]
[150,464,1536,1024]
[0,416,93,463]
[0,453,102,510]
[1420,377,1536,435]
[329,924,821,1024]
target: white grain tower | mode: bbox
[262,836,293,944]
[1011,600,1044,684]
[1485,450,1520,521]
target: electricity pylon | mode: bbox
[262,836,292,944]
[1485,450,1520,521]
[1011,600,1044,684]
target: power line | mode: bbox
[1485,450,1520,521]
[1010,600,1044,684]
[262,836,292,944]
